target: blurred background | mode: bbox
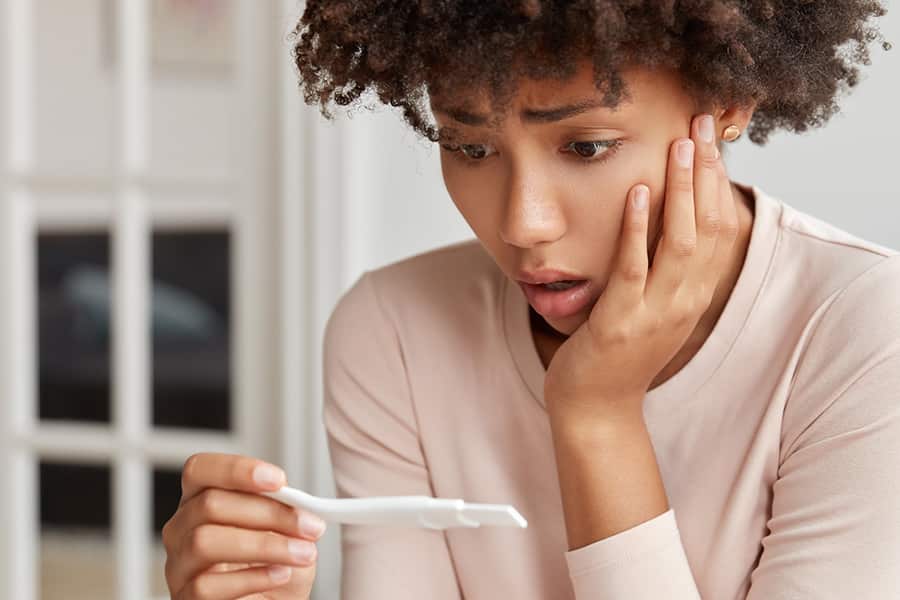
[0,1,896,599]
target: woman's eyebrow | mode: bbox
[433,98,619,126]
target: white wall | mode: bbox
[33,0,234,179]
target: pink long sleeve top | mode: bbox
[320,180,900,599]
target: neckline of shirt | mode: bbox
[501,180,784,412]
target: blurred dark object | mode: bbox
[38,233,111,423]
[37,231,232,430]
[153,468,183,534]
[40,462,111,530]
[38,462,185,537]
[152,231,231,431]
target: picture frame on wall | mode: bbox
[101,0,235,78]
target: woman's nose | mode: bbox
[498,170,566,248]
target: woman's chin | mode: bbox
[541,310,589,337]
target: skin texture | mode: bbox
[431,61,755,388]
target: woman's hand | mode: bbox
[543,113,739,428]
[162,453,325,600]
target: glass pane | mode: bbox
[152,231,231,430]
[149,0,236,178]
[150,468,182,597]
[34,0,115,175]
[40,462,113,600]
[38,233,111,423]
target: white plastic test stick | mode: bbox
[261,486,528,530]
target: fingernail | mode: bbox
[677,140,694,168]
[268,565,292,583]
[298,512,327,539]
[699,114,715,143]
[633,186,648,211]
[288,539,317,563]
[252,464,284,488]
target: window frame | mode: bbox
[0,2,281,598]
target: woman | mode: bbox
[163,2,898,599]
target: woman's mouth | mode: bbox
[518,279,594,319]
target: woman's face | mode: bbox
[431,61,719,337]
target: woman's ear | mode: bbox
[715,102,757,138]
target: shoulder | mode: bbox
[781,254,900,458]
[800,253,900,358]
[758,186,900,348]
[778,195,899,259]
[366,238,500,300]
[324,238,502,352]
[321,239,504,427]
[772,193,899,301]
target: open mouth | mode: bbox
[518,279,593,320]
[539,279,584,291]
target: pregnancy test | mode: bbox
[261,486,528,530]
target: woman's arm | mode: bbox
[547,354,900,600]
[549,403,701,599]
[745,256,900,598]
[548,255,900,599]
[550,407,670,551]
[321,271,463,600]
[746,351,900,598]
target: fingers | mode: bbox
[172,524,318,588]
[163,485,325,589]
[647,113,729,307]
[169,488,327,546]
[645,133,696,299]
[179,453,286,507]
[689,113,724,268]
[600,185,651,313]
[682,114,729,306]
[163,453,326,598]
[174,564,297,600]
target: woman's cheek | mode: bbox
[440,162,473,216]
[441,173,498,244]
[605,151,667,266]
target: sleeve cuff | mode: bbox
[564,509,701,599]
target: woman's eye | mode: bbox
[567,140,618,160]
[440,142,494,162]
[459,144,492,160]
[439,139,622,166]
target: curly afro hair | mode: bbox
[289,0,892,146]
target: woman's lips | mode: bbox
[518,279,595,320]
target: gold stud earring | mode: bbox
[722,124,742,142]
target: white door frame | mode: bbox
[0,1,279,598]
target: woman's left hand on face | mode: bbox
[543,113,740,426]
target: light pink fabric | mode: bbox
[321,181,900,599]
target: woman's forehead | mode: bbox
[429,63,683,126]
